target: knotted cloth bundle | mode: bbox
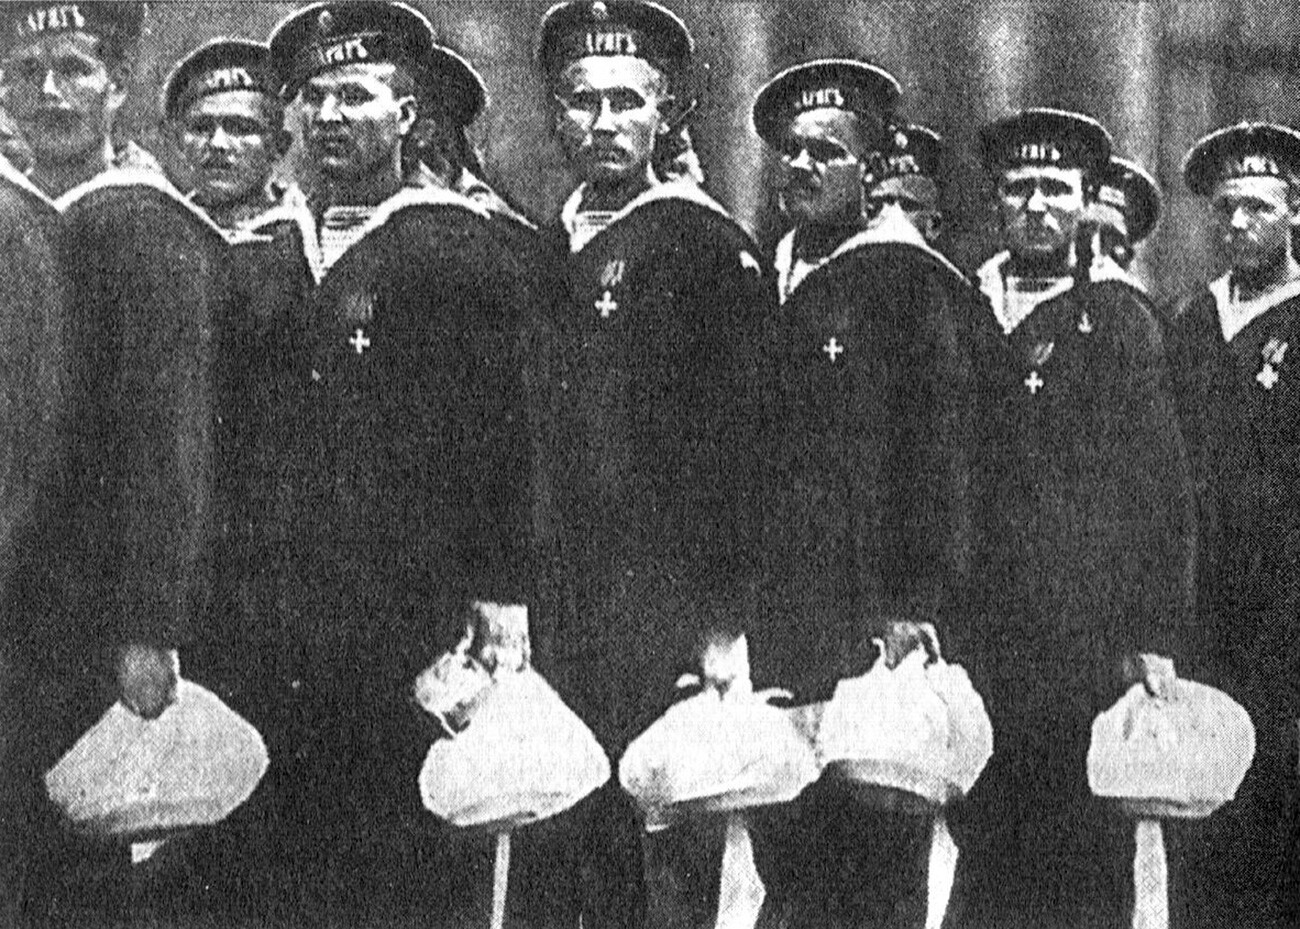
[44,679,268,842]
[418,666,610,830]
[619,632,820,929]
[815,634,993,929]
[1089,680,1255,929]
[619,633,820,825]
[1088,680,1254,818]
[816,644,993,808]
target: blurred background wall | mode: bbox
[107,1,1300,306]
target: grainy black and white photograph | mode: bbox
[0,2,1296,928]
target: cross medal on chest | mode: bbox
[1257,338,1287,390]
[595,258,626,319]
[594,291,618,318]
[1024,340,1055,395]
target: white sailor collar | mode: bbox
[1209,271,1300,344]
[977,250,1075,335]
[54,166,266,245]
[776,208,966,304]
[247,182,489,284]
[559,177,740,253]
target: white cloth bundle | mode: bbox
[44,679,268,841]
[619,687,821,824]
[619,632,820,825]
[419,667,610,831]
[1089,679,1254,929]
[817,645,993,807]
[1088,680,1255,819]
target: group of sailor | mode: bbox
[0,2,1297,928]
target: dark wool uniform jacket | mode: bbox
[757,221,979,703]
[238,188,536,693]
[544,182,773,753]
[3,173,229,772]
[965,267,1196,727]
[1165,282,1300,725]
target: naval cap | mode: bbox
[162,38,276,122]
[979,107,1112,178]
[752,58,901,150]
[537,0,693,76]
[875,123,942,181]
[418,41,488,128]
[1182,121,1300,197]
[0,2,144,56]
[268,1,436,101]
[1094,155,1160,243]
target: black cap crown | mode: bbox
[1182,122,1300,197]
[979,107,1112,178]
[269,2,433,97]
[162,38,276,122]
[537,0,693,76]
[752,59,901,150]
[419,42,488,128]
[1095,155,1160,243]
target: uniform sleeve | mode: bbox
[58,190,221,652]
[0,187,66,646]
[899,266,978,636]
[401,216,537,617]
[672,219,775,624]
[1085,282,1197,667]
[510,228,572,668]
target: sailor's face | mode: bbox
[1212,176,1297,274]
[998,164,1086,261]
[778,108,868,227]
[1,31,121,164]
[554,56,668,186]
[297,63,415,181]
[177,90,280,208]
[868,175,941,242]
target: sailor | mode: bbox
[0,1,160,197]
[0,4,253,925]
[1164,121,1300,929]
[536,2,772,924]
[865,120,945,245]
[220,4,539,925]
[955,108,1195,929]
[1084,153,1161,288]
[161,37,286,229]
[748,58,980,929]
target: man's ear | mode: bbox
[655,93,678,136]
[104,78,128,124]
[1286,184,1300,220]
[396,94,418,137]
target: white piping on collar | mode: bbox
[247,183,489,284]
[774,209,966,304]
[0,155,57,211]
[773,230,801,305]
[54,167,266,244]
[1090,253,1148,294]
[559,178,740,253]
[1210,271,1300,343]
[977,250,1074,335]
